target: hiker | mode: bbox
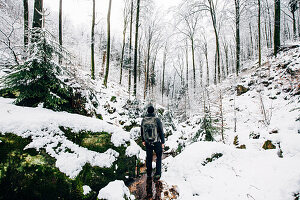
[141,105,165,181]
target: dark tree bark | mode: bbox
[32,0,43,29]
[128,0,133,94]
[265,0,273,48]
[185,40,189,90]
[249,22,253,58]
[23,0,29,49]
[207,0,220,84]
[32,0,43,43]
[298,1,300,38]
[59,0,62,64]
[289,0,297,40]
[120,1,129,84]
[104,0,112,87]
[162,45,167,103]
[91,0,95,80]
[274,0,280,55]
[133,0,141,96]
[258,0,261,68]
[235,0,240,76]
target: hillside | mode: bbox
[160,45,300,200]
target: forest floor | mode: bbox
[129,153,176,200]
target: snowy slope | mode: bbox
[161,46,300,200]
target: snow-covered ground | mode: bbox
[161,46,300,199]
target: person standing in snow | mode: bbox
[141,105,165,181]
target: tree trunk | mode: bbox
[265,0,273,48]
[199,59,203,87]
[120,28,126,84]
[274,0,280,56]
[23,0,29,49]
[258,0,261,67]
[185,40,189,90]
[32,0,43,42]
[133,0,140,97]
[292,11,296,40]
[144,40,151,99]
[120,1,129,85]
[191,39,196,90]
[91,0,95,80]
[249,22,254,58]
[162,45,167,103]
[205,44,209,86]
[59,0,62,64]
[298,1,300,38]
[32,0,43,29]
[208,0,221,84]
[128,0,133,95]
[235,0,240,76]
[104,0,112,87]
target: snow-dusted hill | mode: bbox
[161,45,300,200]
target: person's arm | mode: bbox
[157,118,165,144]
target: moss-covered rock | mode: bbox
[233,135,239,146]
[202,153,223,166]
[124,121,139,132]
[262,140,276,150]
[60,127,136,188]
[110,96,117,103]
[0,131,137,199]
[237,144,246,149]
[0,133,85,200]
[236,85,249,96]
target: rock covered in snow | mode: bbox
[98,180,134,200]
[83,185,92,195]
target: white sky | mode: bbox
[45,0,181,40]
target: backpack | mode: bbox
[143,117,159,144]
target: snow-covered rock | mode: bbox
[98,180,134,200]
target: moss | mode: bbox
[237,144,246,149]
[124,121,139,132]
[202,153,223,166]
[262,140,276,150]
[236,85,249,96]
[96,113,103,120]
[60,127,136,188]
[157,108,165,116]
[1,130,138,199]
[233,135,239,146]
[0,133,85,200]
[110,96,117,103]
[0,88,19,98]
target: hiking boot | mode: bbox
[153,174,161,181]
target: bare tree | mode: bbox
[274,0,280,55]
[128,0,134,94]
[162,43,168,103]
[200,34,209,86]
[59,0,62,64]
[23,0,29,49]
[258,0,261,67]
[195,0,221,84]
[288,0,298,40]
[32,0,43,29]
[120,0,130,84]
[104,0,112,87]
[235,0,241,75]
[133,0,141,96]
[91,0,95,80]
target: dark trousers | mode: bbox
[146,142,163,177]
